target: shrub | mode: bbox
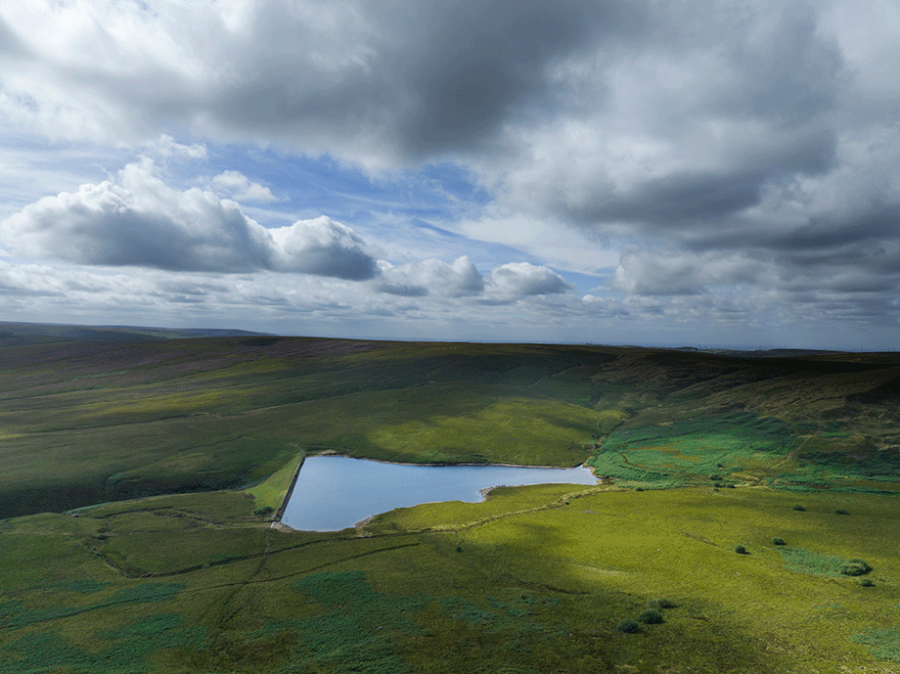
[709,474,721,481]
[735,544,748,555]
[616,619,641,633]
[647,598,674,609]
[840,559,872,577]
[638,609,664,624]
[859,578,874,587]
[792,504,806,511]
[772,537,786,546]
[254,506,274,517]
[835,509,849,515]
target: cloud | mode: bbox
[485,262,572,301]
[2,0,900,347]
[268,216,378,280]
[376,256,485,297]
[211,170,278,203]
[0,0,644,164]
[611,251,763,296]
[0,161,377,279]
[144,135,208,161]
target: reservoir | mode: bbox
[280,456,598,531]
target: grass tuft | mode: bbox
[638,608,664,624]
[616,619,641,633]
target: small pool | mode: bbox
[280,456,597,531]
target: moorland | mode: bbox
[1,321,900,673]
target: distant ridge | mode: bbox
[0,321,267,344]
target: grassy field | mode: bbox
[2,328,900,672]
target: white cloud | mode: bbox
[143,135,208,161]
[612,251,763,296]
[0,160,377,280]
[376,256,485,297]
[485,262,572,301]
[268,216,377,280]
[211,170,278,203]
[453,211,619,274]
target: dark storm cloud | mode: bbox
[771,205,900,253]
[577,127,839,228]
[391,0,642,156]
[203,0,646,161]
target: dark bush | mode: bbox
[709,474,721,481]
[772,537,786,546]
[835,509,849,515]
[735,544,748,555]
[638,609,664,624]
[647,598,674,609]
[792,504,806,511]
[859,578,874,587]
[616,619,641,633]
[840,559,872,576]
[455,545,462,553]
[254,506,274,517]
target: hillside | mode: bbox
[2,329,900,673]
[2,332,898,518]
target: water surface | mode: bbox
[281,456,597,531]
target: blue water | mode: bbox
[280,456,598,531]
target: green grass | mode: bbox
[4,335,900,671]
[246,451,304,512]
[2,478,900,672]
[777,548,872,577]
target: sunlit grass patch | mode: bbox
[366,483,602,533]
[368,394,597,466]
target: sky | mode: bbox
[1,1,899,350]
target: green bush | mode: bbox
[772,537,786,546]
[792,504,806,511]
[616,619,641,633]
[859,578,874,587]
[254,506,274,517]
[735,544,748,555]
[840,559,872,577]
[638,608,664,624]
[646,598,674,609]
[834,509,849,515]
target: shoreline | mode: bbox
[279,453,598,532]
[272,453,306,526]
[307,450,593,471]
